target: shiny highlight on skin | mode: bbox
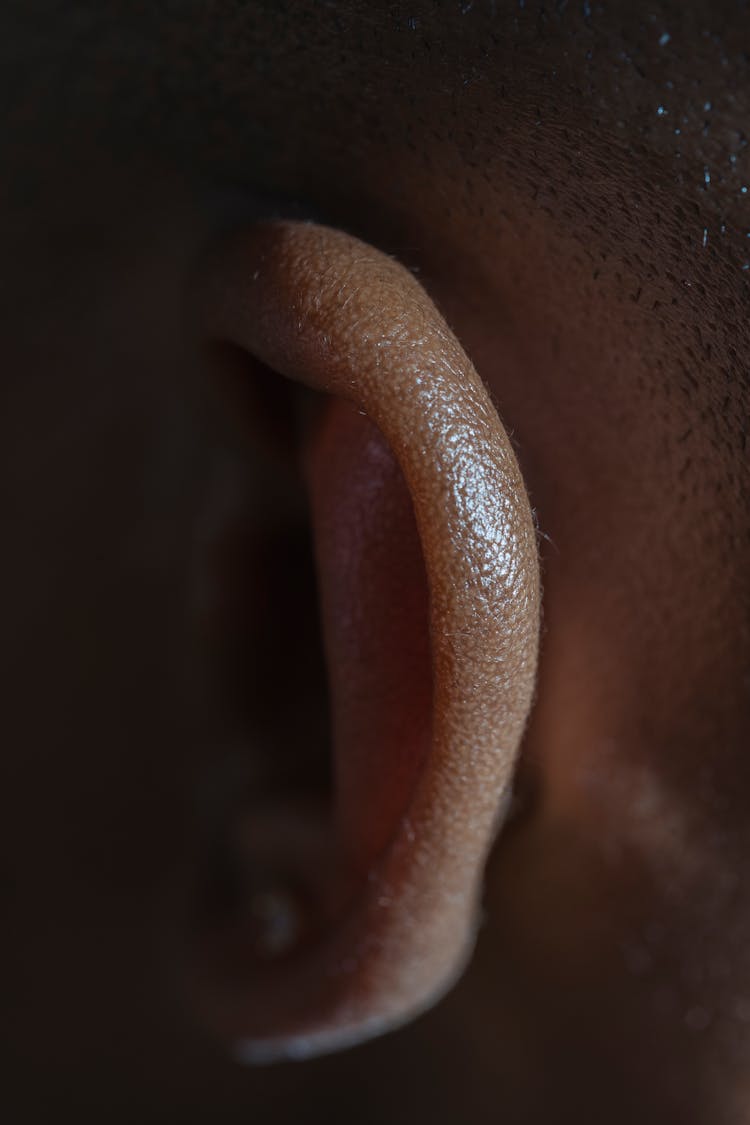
[199,221,540,1057]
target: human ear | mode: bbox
[191,221,540,1060]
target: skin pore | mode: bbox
[2,2,750,1122]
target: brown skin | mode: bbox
[2,1,750,1123]
[195,221,540,1052]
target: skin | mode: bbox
[2,1,750,1122]
[195,220,539,1053]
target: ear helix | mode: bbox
[194,221,541,1059]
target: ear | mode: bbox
[190,221,540,1060]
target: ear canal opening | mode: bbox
[190,221,541,1060]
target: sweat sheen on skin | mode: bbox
[198,221,541,1059]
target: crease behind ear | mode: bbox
[193,221,541,1059]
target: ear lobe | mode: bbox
[193,222,541,1059]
